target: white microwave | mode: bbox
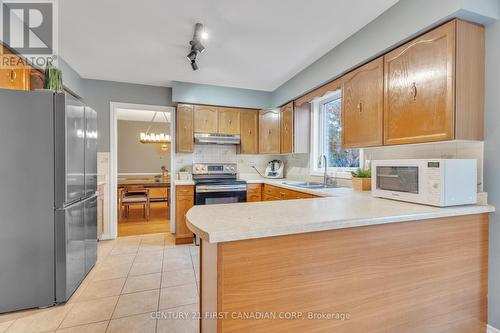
[371,159,477,207]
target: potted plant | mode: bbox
[44,64,63,92]
[178,167,190,181]
[351,168,372,191]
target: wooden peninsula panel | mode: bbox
[200,214,488,333]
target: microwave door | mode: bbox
[376,166,419,194]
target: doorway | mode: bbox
[109,102,175,238]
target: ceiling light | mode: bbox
[191,60,198,71]
[187,50,197,61]
[187,22,206,70]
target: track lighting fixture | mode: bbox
[191,60,198,71]
[186,22,207,71]
[187,50,197,61]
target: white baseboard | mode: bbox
[99,233,116,241]
[488,324,500,333]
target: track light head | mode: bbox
[187,50,197,61]
[190,60,198,71]
[190,40,205,53]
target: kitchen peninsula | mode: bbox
[186,184,494,332]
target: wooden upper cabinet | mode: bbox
[0,45,30,91]
[384,21,455,145]
[194,105,218,134]
[218,108,241,135]
[239,109,259,154]
[384,19,484,145]
[176,104,194,153]
[280,102,293,153]
[342,57,384,148]
[258,109,280,154]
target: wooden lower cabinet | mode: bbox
[175,185,194,244]
[246,184,262,202]
[262,184,316,201]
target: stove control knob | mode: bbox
[229,166,235,172]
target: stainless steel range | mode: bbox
[193,163,247,206]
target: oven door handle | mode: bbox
[196,185,247,193]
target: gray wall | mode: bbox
[484,2,500,327]
[59,59,173,152]
[172,81,272,109]
[271,0,498,106]
[83,80,172,151]
[118,120,171,174]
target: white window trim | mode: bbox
[309,91,363,179]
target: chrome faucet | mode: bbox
[320,155,335,186]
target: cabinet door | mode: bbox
[240,110,259,154]
[194,105,218,133]
[218,108,241,135]
[176,104,194,153]
[342,57,384,148]
[0,47,30,91]
[175,195,194,239]
[280,102,293,153]
[258,109,280,154]
[384,21,455,145]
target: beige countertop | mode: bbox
[186,180,494,243]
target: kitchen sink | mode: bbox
[282,181,341,189]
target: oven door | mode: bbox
[195,184,247,205]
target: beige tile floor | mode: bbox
[0,233,200,333]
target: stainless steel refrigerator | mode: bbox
[0,89,98,313]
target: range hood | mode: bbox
[194,133,241,145]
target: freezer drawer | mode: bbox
[85,107,98,197]
[55,92,86,208]
[84,195,98,274]
[55,201,86,303]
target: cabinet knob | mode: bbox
[410,82,418,101]
[229,120,232,124]
[268,129,272,135]
[249,130,252,135]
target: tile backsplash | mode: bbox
[363,141,484,191]
[174,140,484,190]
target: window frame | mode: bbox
[310,90,363,179]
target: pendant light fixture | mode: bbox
[139,112,171,144]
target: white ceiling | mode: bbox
[59,0,398,91]
[117,109,171,123]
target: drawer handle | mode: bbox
[9,70,17,82]
[178,189,190,192]
[357,101,362,113]
[410,82,417,101]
